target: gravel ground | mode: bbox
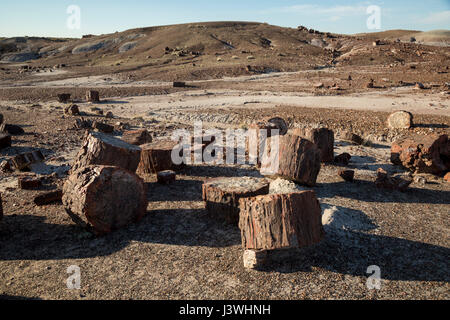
[0,99,449,300]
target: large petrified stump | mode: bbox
[202,177,270,225]
[291,127,334,163]
[260,134,321,186]
[62,165,148,235]
[137,140,184,174]
[239,191,325,250]
[71,132,141,173]
[391,134,450,174]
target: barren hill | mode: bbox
[1,22,449,82]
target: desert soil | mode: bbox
[0,23,449,300]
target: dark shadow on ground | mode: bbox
[146,179,204,202]
[0,205,241,261]
[0,295,41,300]
[415,123,449,129]
[257,230,450,282]
[317,181,450,204]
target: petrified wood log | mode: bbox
[92,121,114,133]
[260,134,321,187]
[137,140,184,174]
[391,134,450,174]
[9,150,45,171]
[71,132,141,173]
[292,127,334,163]
[57,93,71,103]
[247,117,288,166]
[122,129,153,146]
[202,177,270,225]
[86,90,100,103]
[239,191,325,250]
[375,168,412,192]
[62,165,148,235]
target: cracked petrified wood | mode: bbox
[239,191,325,250]
[291,127,334,163]
[137,140,185,174]
[202,177,270,225]
[62,165,148,235]
[391,134,450,174]
[71,131,141,173]
[260,134,321,187]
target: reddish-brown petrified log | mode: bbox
[239,191,325,250]
[291,127,334,163]
[260,134,321,187]
[71,131,141,173]
[391,134,449,174]
[137,140,184,174]
[62,165,148,235]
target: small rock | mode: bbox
[335,153,352,165]
[157,170,176,185]
[105,111,114,119]
[415,82,425,90]
[243,250,268,269]
[414,176,427,185]
[444,172,450,182]
[387,111,413,129]
[338,169,355,182]
[340,131,363,145]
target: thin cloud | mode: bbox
[259,3,370,22]
[263,4,368,16]
[420,10,450,24]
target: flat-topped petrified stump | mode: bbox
[239,191,325,251]
[202,177,270,225]
[62,165,148,236]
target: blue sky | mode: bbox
[0,0,449,38]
